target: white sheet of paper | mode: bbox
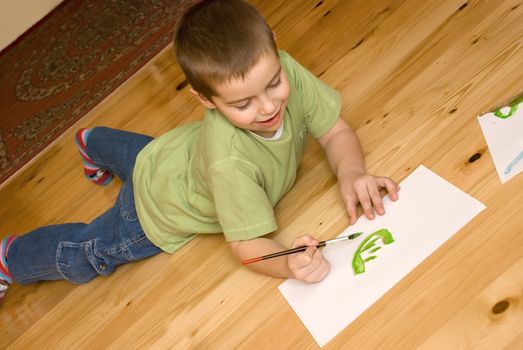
[278,165,486,347]
[478,105,523,183]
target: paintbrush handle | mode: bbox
[241,243,325,265]
[241,233,362,265]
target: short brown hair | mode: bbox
[174,0,277,100]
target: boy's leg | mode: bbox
[76,127,154,184]
[3,180,161,287]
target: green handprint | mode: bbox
[352,229,395,275]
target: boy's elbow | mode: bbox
[229,238,263,262]
[229,240,242,256]
[229,240,249,261]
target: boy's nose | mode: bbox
[259,96,276,116]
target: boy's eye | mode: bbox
[269,78,281,88]
[237,101,251,111]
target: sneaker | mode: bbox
[83,164,113,186]
[0,279,9,307]
[76,128,113,186]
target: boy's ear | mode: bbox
[190,88,216,109]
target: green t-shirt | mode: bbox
[133,51,341,253]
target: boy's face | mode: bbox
[199,53,290,138]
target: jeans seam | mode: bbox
[119,208,136,221]
[118,186,137,222]
[15,267,63,284]
[55,241,71,282]
[100,234,147,260]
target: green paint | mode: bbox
[361,237,379,252]
[352,229,395,275]
[494,100,521,119]
[369,246,382,254]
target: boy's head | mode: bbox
[175,0,290,138]
[175,0,278,101]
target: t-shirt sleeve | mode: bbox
[282,51,342,138]
[208,158,277,241]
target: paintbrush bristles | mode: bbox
[348,232,363,239]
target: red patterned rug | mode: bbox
[0,0,198,185]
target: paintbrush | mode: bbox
[241,232,363,265]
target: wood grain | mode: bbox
[1,0,522,348]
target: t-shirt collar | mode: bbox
[249,120,285,141]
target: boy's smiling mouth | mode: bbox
[257,107,282,126]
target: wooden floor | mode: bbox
[1,0,523,348]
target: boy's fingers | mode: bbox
[318,264,330,281]
[378,177,400,201]
[367,183,384,215]
[291,248,319,277]
[292,246,316,268]
[299,249,328,281]
[345,200,358,224]
[308,252,330,282]
[291,235,318,248]
[356,186,374,220]
[388,182,400,201]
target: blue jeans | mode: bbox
[8,127,162,285]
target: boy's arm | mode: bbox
[317,117,400,224]
[229,235,330,283]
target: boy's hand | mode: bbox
[339,171,400,224]
[287,235,330,283]
[316,117,399,225]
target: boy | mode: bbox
[0,0,399,305]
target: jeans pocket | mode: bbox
[118,180,138,222]
[56,239,115,284]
